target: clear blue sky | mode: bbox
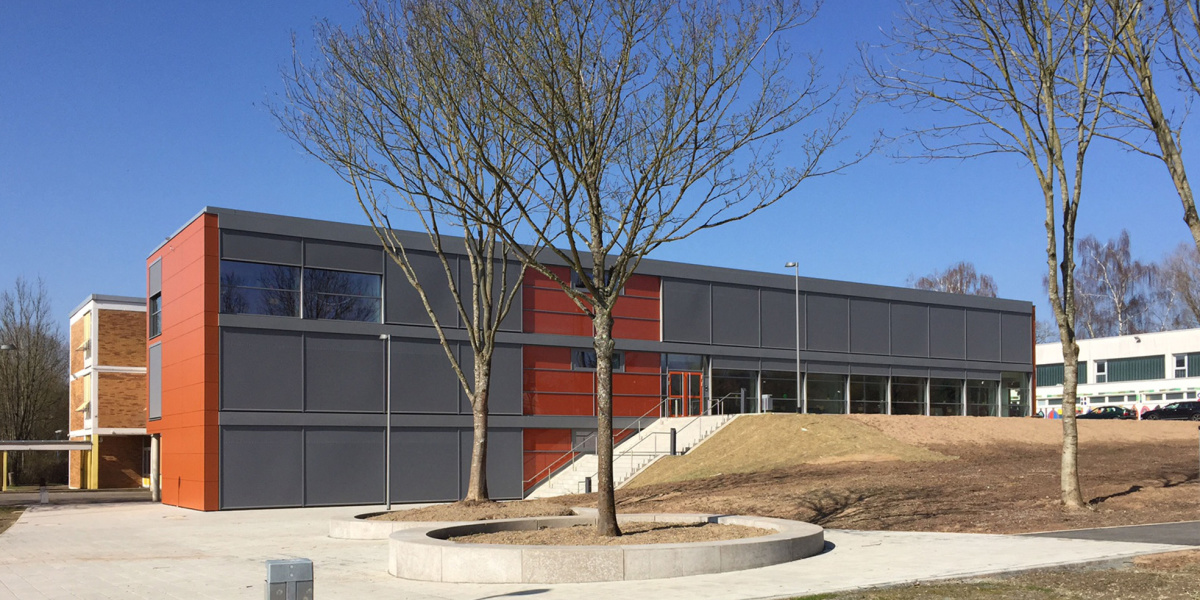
[0,1,1192,324]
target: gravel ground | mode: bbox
[448,521,773,545]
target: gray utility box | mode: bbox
[266,558,313,600]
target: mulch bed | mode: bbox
[449,521,772,546]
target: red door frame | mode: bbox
[667,371,703,416]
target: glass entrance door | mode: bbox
[667,371,703,416]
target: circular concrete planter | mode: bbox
[387,513,824,583]
[329,507,591,540]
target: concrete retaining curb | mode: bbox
[387,513,824,583]
[329,507,590,540]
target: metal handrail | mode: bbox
[522,401,664,489]
[708,391,745,415]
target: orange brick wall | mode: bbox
[97,372,147,429]
[69,376,86,432]
[146,213,219,511]
[97,310,146,368]
[69,315,87,373]
[98,436,146,488]
[68,447,83,489]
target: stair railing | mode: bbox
[522,401,665,493]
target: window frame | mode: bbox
[148,294,162,339]
[1175,354,1188,378]
[1094,360,1107,383]
[572,349,624,372]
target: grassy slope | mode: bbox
[0,506,25,535]
[627,414,950,488]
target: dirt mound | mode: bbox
[627,414,949,488]
[848,414,1200,447]
[366,499,574,522]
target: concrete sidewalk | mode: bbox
[0,503,1183,599]
[1025,520,1200,546]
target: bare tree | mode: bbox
[908,262,999,296]
[1074,230,1156,337]
[1156,241,1200,326]
[1036,319,1060,342]
[0,278,68,483]
[1104,1,1200,253]
[866,0,1121,509]
[413,0,866,535]
[276,0,546,504]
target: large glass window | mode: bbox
[930,378,963,416]
[849,375,887,414]
[890,377,925,415]
[1002,372,1030,417]
[711,369,759,414]
[302,268,381,322]
[761,370,798,412]
[573,349,623,372]
[806,373,846,414]
[966,380,999,416]
[220,260,300,317]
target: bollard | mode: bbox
[39,484,48,505]
[266,558,313,600]
[584,476,592,494]
[669,428,677,456]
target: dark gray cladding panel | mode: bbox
[966,310,1002,362]
[661,279,711,344]
[807,295,849,353]
[760,288,800,350]
[761,357,797,371]
[967,370,1002,381]
[391,339,460,414]
[148,343,162,421]
[929,306,966,359]
[490,344,523,415]
[385,251,460,327]
[304,333,385,413]
[1001,313,1033,364]
[305,240,383,273]
[221,230,303,265]
[808,361,850,375]
[304,427,385,506]
[499,261,524,332]
[850,299,890,355]
[458,428,523,500]
[850,364,890,376]
[468,259,525,333]
[221,426,304,509]
[890,303,929,357]
[221,329,303,411]
[711,284,760,347]
[149,259,162,296]
[457,344,474,415]
[391,427,460,502]
[712,356,760,370]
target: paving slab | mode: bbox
[1025,520,1200,546]
[0,503,1184,599]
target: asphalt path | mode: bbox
[1025,521,1200,546]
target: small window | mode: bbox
[1166,392,1184,401]
[1146,393,1163,402]
[570,270,622,294]
[220,260,300,317]
[302,268,381,322]
[148,294,162,339]
[1094,360,1107,383]
[1175,354,1188,378]
[1046,398,1062,406]
[572,349,624,372]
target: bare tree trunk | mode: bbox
[592,308,620,537]
[464,354,491,503]
[1060,346,1086,508]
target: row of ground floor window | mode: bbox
[706,369,1032,417]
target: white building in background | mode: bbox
[1035,328,1200,418]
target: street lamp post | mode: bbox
[0,344,12,490]
[783,262,801,413]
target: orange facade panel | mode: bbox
[523,266,661,341]
[147,213,219,511]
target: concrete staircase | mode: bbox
[525,414,738,499]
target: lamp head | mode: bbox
[0,344,13,351]
[784,262,798,268]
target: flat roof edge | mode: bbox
[70,294,146,318]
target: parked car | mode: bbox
[1078,405,1136,420]
[1141,401,1200,421]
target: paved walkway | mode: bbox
[0,503,1184,599]
[1026,521,1200,546]
[0,489,150,507]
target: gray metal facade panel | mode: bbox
[965,310,1001,362]
[808,361,850,375]
[929,367,966,379]
[929,306,966,359]
[891,366,929,378]
[391,427,460,502]
[661,279,711,344]
[890,303,929,357]
[221,329,303,411]
[498,261,524,333]
[966,370,1002,381]
[303,427,385,506]
[711,356,760,370]
[806,295,849,353]
[850,364,890,376]
[711,284,760,347]
[849,299,890,355]
[220,426,304,509]
[490,344,523,415]
[148,260,162,296]
[390,339,460,414]
[304,240,382,273]
[220,230,303,265]
[304,334,385,413]
[760,357,797,371]
[148,343,162,420]
[384,251,460,327]
[1000,313,1033,364]
[760,288,800,350]
[484,428,523,500]
[456,344,474,415]
[456,258,524,333]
